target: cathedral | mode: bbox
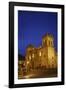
[25,33,57,70]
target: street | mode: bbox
[18,68,57,79]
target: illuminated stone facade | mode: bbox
[25,34,57,70]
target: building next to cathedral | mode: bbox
[25,34,57,71]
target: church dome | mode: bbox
[27,44,34,48]
[26,44,35,51]
[42,33,53,39]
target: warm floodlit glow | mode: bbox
[27,61,29,64]
[39,52,41,56]
[29,56,31,60]
[18,34,57,79]
[32,54,34,58]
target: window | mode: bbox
[39,52,41,56]
[52,57,54,59]
[52,63,54,67]
[44,40,46,46]
[29,55,31,60]
[27,61,29,64]
[44,55,45,57]
[49,41,50,45]
[32,54,34,58]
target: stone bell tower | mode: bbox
[42,33,57,68]
[42,33,54,47]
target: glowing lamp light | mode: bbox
[39,52,41,56]
[27,61,29,64]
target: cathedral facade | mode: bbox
[25,34,57,70]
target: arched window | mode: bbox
[52,63,54,68]
[52,57,54,60]
[49,41,51,46]
[29,55,31,60]
[44,40,46,46]
[32,53,34,58]
[44,55,45,57]
[52,41,53,46]
[39,52,41,56]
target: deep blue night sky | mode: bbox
[18,11,57,56]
